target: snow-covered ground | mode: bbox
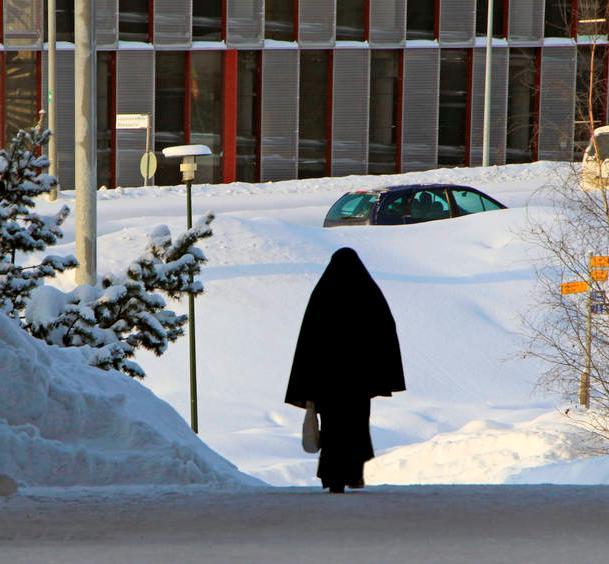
[9,160,603,488]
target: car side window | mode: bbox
[411,190,450,221]
[326,193,379,222]
[378,194,409,224]
[452,189,500,214]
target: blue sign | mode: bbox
[592,304,608,315]
[591,291,606,303]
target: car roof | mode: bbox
[350,183,478,195]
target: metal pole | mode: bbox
[48,0,59,200]
[144,115,150,187]
[186,179,198,433]
[580,252,593,408]
[75,0,97,285]
[482,0,494,167]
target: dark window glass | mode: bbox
[574,46,608,159]
[326,193,379,222]
[369,50,399,175]
[237,51,260,182]
[336,0,366,41]
[155,52,185,185]
[5,52,38,143]
[119,0,149,42]
[191,51,223,183]
[476,0,504,37]
[44,0,74,42]
[192,0,222,41]
[377,193,409,225]
[411,190,450,221]
[299,50,328,179]
[97,52,113,188]
[506,48,537,163]
[406,1,435,40]
[438,49,469,166]
[265,0,294,41]
[544,0,572,37]
[577,1,608,37]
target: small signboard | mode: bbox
[590,256,609,268]
[116,114,149,130]
[591,269,609,282]
[592,304,608,315]
[140,151,158,180]
[560,281,589,295]
[591,290,606,303]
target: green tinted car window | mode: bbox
[326,193,379,221]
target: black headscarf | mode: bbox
[285,247,406,408]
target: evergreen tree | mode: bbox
[27,215,214,379]
[0,116,77,320]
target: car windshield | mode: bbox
[326,192,379,221]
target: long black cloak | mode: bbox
[285,247,405,488]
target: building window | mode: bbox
[191,51,223,183]
[574,45,608,158]
[5,52,38,144]
[438,49,469,166]
[406,1,435,40]
[44,0,75,43]
[476,0,504,37]
[299,50,329,179]
[192,0,222,41]
[336,0,366,41]
[577,1,608,37]
[119,0,150,42]
[97,52,114,188]
[544,0,572,38]
[369,50,399,175]
[237,51,260,182]
[155,52,186,185]
[265,0,294,41]
[506,48,537,164]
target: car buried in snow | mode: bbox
[323,184,507,228]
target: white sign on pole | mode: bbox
[116,114,149,130]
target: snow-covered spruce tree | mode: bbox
[27,214,214,379]
[0,117,77,321]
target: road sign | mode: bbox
[560,281,589,295]
[116,114,149,129]
[590,256,609,268]
[140,151,157,180]
[592,304,608,315]
[591,290,606,303]
[591,269,609,282]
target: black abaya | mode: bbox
[285,247,405,490]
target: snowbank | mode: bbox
[0,313,259,488]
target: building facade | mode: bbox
[0,0,608,188]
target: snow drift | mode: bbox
[0,312,259,488]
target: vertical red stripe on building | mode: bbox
[503,0,510,39]
[601,46,609,126]
[110,52,117,189]
[223,50,238,184]
[395,49,405,173]
[325,50,334,177]
[0,53,5,149]
[533,48,542,161]
[148,0,154,43]
[293,0,299,42]
[36,52,42,116]
[571,0,579,38]
[464,49,474,167]
[364,0,371,42]
[0,0,4,44]
[222,0,228,41]
[255,51,262,182]
[184,51,192,145]
[434,0,441,39]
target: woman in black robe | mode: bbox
[285,247,405,493]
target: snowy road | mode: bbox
[2,485,609,563]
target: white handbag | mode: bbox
[302,402,320,454]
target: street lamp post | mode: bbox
[482,0,494,167]
[162,144,212,434]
